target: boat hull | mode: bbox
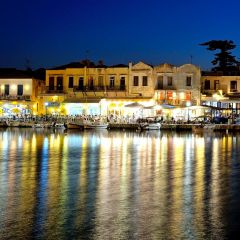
[140,123,161,130]
[84,123,108,129]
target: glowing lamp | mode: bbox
[186,101,191,107]
[180,92,185,100]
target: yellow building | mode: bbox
[201,73,240,113]
[40,60,202,119]
[42,61,154,116]
[0,68,45,116]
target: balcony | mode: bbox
[0,95,31,101]
[42,86,65,94]
[73,86,105,92]
[73,85,126,92]
[106,85,126,91]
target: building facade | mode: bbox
[0,69,44,116]
[201,73,240,114]
[154,63,201,106]
[40,61,201,118]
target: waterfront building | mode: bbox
[201,72,240,116]
[40,60,202,119]
[41,61,131,116]
[153,63,202,120]
[0,68,45,116]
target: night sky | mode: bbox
[1,0,240,70]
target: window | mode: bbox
[186,76,192,86]
[68,76,74,88]
[110,76,115,88]
[4,84,9,95]
[17,85,23,95]
[133,76,139,86]
[98,76,104,87]
[157,76,163,89]
[167,76,173,86]
[214,80,219,90]
[79,77,84,90]
[49,76,54,90]
[204,80,210,90]
[142,76,148,86]
[57,76,63,91]
[230,81,237,91]
[120,76,125,90]
[88,77,94,90]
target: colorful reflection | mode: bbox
[0,129,240,239]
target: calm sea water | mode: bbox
[0,129,240,240]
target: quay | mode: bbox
[1,120,240,132]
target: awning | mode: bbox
[219,99,240,103]
[63,98,101,103]
[185,106,210,110]
[124,102,144,108]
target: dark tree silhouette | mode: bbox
[200,40,239,72]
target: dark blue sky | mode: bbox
[1,0,240,70]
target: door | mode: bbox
[57,77,63,91]
[4,84,9,95]
[79,77,84,90]
[49,77,54,91]
[17,85,23,96]
[120,77,125,90]
[157,76,163,89]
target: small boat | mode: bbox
[192,124,215,133]
[66,122,84,130]
[0,121,8,128]
[84,122,108,129]
[32,123,45,128]
[139,122,161,130]
[203,124,215,131]
[18,122,33,128]
[6,121,20,127]
[52,123,66,129]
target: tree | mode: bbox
[200,40,239,72]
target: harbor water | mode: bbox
[0,129,240,239]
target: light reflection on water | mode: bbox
[0,129,240,239]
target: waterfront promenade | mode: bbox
[1,116,240,132]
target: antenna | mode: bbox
[85,50,90,60]
[190,55,193,64]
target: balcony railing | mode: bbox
[73,85,126,92]
[106,85,126,91]
[0,95,31,101]
[73,86,105,92]
[42,86,65,94]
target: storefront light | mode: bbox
[180,92,185,100]
[12,85,17,90]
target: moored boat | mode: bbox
[192,124,215,133]
[6,121,20,127]
[32,122,46,128]
[66,122,84,130]
[139,122,161,130]
[84,122,108,129]
[52,123,66,129]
